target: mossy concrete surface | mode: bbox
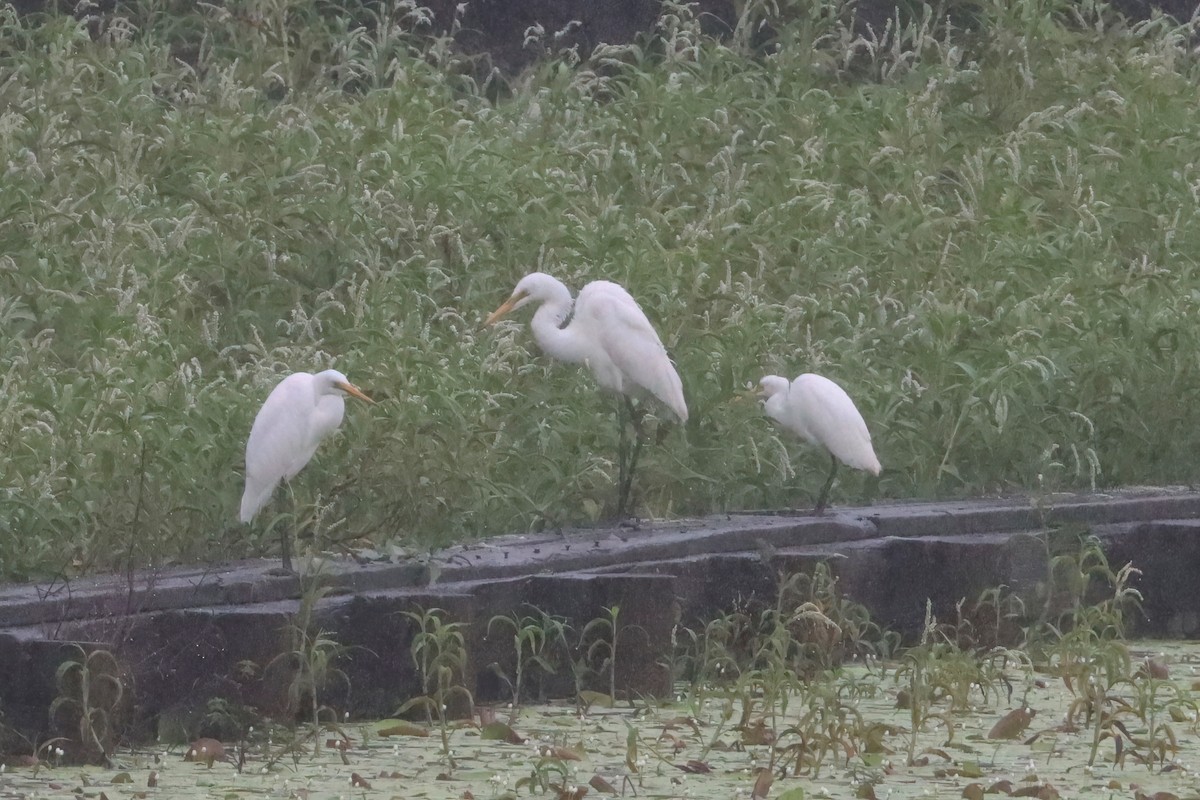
[2,488,1199,747]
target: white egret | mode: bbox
[240,369,374,572]
[756,373,881,514]
[486,272,688,517]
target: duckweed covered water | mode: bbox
[4,641,1199,799]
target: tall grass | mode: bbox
[2,0,1199,579]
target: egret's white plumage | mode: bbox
[486,272,687,515]
[240,369,373,569]
[757,373,881,512]
[486,273,688,422]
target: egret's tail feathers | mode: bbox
[658,364,689,424]
[239,478,278,523]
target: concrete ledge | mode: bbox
[1,489,1197,750]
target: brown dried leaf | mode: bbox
[1141,657,1170,679]
[147,771,158,788]
[589,775,618,794]
[751,768,773,800]
[351,773,372,789]
[482,722,527,745]
[988,779,1015,793]
[578,690,613,710]
[184,738,225,767]
[677,760,712,774]
[658,731,685,749]
[988,707,1036,740]
[555,783,588,800]
[662,716,703,735]
[961,783,984,800]
[741,720,777,746]
[538,745,583,761]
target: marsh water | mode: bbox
[3,640,1198,800]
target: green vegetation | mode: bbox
[48,646,129,764]
[3,0,1200,579]
[9,536,1199,798]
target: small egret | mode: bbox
[756,373,881,514]
[486,272,688,517]
[240,369,374,572]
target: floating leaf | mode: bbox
[741,720,776,746]
[961,783,984,800]
[538,745,583,761]
[183,738,224,767]
[111,772,133,784]
[1141,657,1169,679]
[661,716,702,735]
[555,784,587,800]
[751,767,774,800]
[988,707,1036,740]
[376,720,431,738]
[579,691,613,710]
[589,775,618,794]
[482,722,526,745]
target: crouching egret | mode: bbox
[240,369,374,572]
[486,272,688,517]
[756,373,881,514]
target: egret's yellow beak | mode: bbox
[485,290,528,326]
[337,382,375,404]
[732,387,760,405]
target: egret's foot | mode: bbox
[771,506,831,517]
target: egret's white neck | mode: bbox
[763,393,789,426]
[529,286,588,365]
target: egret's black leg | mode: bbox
[813,453,839,515]
[615,401,630,517]
[616,398,646,519]
[280,527,293,573]
[265,484,299,576]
